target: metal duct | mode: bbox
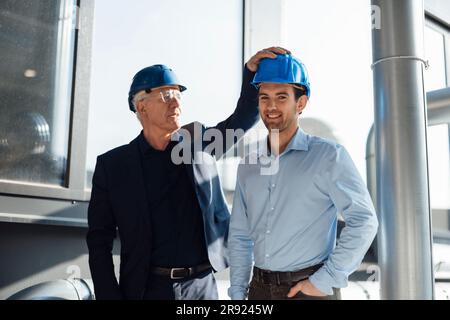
[371,0,434,299]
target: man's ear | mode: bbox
[297,95,308,114]
[136,100,145,115]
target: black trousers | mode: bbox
[143,269,218,300]
[248,275,341,300]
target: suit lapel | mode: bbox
[127,137,151,244]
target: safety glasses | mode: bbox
[141,88,182,103]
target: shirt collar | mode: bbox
[138,130,154,156]
[257,127,309,159]
[138,130,181,156]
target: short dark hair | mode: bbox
[292,85,306,115]
[293,85,306,101]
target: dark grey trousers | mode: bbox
[143,269,218,300]
[248,276,341,300]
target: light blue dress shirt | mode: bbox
[228,128,379,299]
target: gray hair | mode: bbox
[132,90,147,109]
[132,90,147,122]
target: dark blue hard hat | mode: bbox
[252,54,311,98]
[128,64,187,112]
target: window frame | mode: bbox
[425,16,450,241]
[0,0,94,202]
[0,0,246,227]
[425,16,450,87]
[0,0,94,227]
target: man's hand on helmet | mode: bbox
[246,46,291,72]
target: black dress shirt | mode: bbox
[138,131,209,268]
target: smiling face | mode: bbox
[135,85,182,134]
[258,82,307,133]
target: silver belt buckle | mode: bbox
[170,267,189,280]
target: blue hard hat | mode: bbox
[252,54,311,98]
[128,64,187,112]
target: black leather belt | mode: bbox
[150,262,212,280]
[253,263,323,285]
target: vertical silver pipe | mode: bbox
[51,0,77,166]
[366,125,377,210]
[371,0,434,299]
[366,88,450,206]
[427,87,450,125]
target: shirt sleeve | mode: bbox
[309,144,379,295]
[228,165,254,300]
[204,67,259,159]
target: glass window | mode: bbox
[0,0,76,186]
[283,0,374,179]
[428,124,450,234]
[424,25,447,92]
[85,0,243,188]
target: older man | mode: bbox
[86,47,290,300]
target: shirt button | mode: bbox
[266,230,271,234]
[271,207,274,211]
[271,184,276,188]
[265,254,270,258]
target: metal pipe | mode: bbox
[366,87,450,199]
[366,125,377,209]
[428,87,450,125]
[51,0,77,167]
[7,279,94,300]
[371,0,434,299]
[366,87,450,270]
